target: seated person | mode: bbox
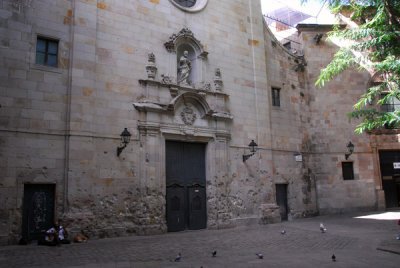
[38,220,70,246]
[57,220,70,244]
[38,223,59,246]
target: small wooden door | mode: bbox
[166,141,206,231]
[276,184,288,221]
[22,184,55,241]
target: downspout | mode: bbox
[248,0,260,144]
[63,0,75,213]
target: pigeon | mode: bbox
[320,223,327,233]
[281,229,286,235]
[256,253,263,259]
[212,250,217,257]
[174,253,182,262]
[331,254,336,262]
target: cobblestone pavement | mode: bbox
[1,211,399,268]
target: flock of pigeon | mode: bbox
[172,223,337,263]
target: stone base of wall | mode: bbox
[289,210,319,220]
[234,217,261,226]
[376,189,386,211]
[0,236,10,246]
[259,204,281,224]
[318,206,376,215]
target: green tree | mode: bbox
[312,0,400,133]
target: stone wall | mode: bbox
[1,0,396,245]
[0,0,72,245]
[262,24,318,219]
[298,25,377,214]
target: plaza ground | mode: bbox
[1,210,399,268]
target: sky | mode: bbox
[261,0,335,24]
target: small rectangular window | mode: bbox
[271,87,280,107]
[342,162,354,180]
[36,37,58,67]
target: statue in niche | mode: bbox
[177,50,191,85]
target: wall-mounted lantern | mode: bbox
[243,139,258,162]
[345,141,355,160]
[117,128,131,157]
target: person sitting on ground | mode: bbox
[38,222,59,246]
[57,220,70,244]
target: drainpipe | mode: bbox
[63,0,75,214]
[248,0,260,143]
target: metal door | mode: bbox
[188,184,206,230]
[276,184,288,221]
[166,184,185,232]
[22,184,55,241]
[166,141,206,231]
[379,151,400,208]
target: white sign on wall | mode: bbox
[393,162,400,169]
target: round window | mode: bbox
[174,0,196,8]
[169,0,208,12]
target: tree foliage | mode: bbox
[312,0,400,133]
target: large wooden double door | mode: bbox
[166,141,207,232]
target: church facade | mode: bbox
[0,0,399,245]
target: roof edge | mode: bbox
[296,23,346,33]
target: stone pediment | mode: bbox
[167,92,211,116]
[133,91,233,122]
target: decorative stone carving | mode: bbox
[5,0,32,13]
[164,28,207,56]
[293,55,307,72]
[177,50,191,85]
[145,52,157,80]
[214,68,223,91]
[161,74,173,85]
[202,82,211,91]
[198,51,209,59]
[181,106,197,125]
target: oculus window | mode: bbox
[174,0,196,7]
[36,37,58,67]
[169,0,207,12]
